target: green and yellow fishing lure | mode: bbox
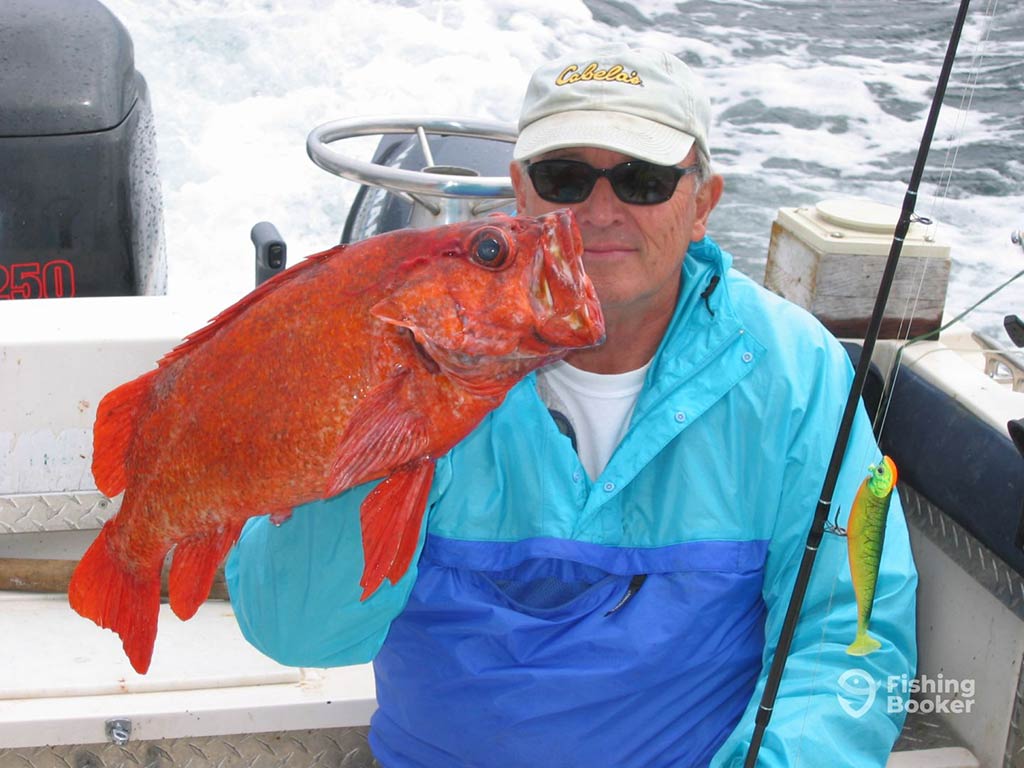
[843,455,898,656]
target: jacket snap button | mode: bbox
[675,411,686,423]
[742,352,754,363]
[603,481,615,492]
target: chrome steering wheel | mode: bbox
[306,116,518,201]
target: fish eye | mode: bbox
[470,229,509,269]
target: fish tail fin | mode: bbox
[168,522,244,621]
[846,630,882,656]
[359,459,435,601]
[68,522,163,674]
[92,370,158,497]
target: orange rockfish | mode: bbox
[846,456,898,656]
[69,211,604,674]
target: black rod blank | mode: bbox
[742,1,973,764]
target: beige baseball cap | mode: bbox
[513,44,711,166]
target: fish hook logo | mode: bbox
[837,668,878,719]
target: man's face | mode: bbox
[511,147,722,317]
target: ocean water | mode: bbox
[102,0,1024,341]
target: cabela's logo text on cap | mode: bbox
[513,45,710,165]
[555,62,643,87]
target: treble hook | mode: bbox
[824,506,847,537]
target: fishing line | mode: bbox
[870,0,1001,442]
[789,4,996,759]
[872,263,1024,426]
[742,1,973,763]
[788,2,1002,763]
[791,556,844,768]
[919,0,997,232]
[882,30,973,360]
[843,0,1002,602]
[873,229,1021,438]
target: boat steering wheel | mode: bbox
[306,116,518,201]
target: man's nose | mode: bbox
[576,177,625,228]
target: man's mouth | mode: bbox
[584,244,636,258]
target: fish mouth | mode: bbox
[529,210,605,350]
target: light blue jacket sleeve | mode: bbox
[225,456,452,667]
[712,345,919,767]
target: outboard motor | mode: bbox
[0,0,165,300]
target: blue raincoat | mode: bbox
[227,236,917,767]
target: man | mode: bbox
[227,44,917,767]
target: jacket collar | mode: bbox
[638,236,744,410]
[521,235,750,410]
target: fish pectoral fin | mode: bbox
[325,370,431,498]
[359,458,436,601]
[168,522,244,621]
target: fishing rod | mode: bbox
[742,0,973,764]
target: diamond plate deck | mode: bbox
[900,485,1024,621]
[0,727,380,768]
[892,710,967,753]
[901,485,1024,767]
[0,492,117,534]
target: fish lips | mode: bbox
[527,210,605,352]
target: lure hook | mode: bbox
[823,506,847,537]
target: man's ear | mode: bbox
[691,174,724,242]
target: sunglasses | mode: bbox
[527,158,699,206]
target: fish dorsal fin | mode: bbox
[160,246,343,367]
[91,247,344,497]
[359,458,435,600]
[325,369,431,497]
[92,369,159,497]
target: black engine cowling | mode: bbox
[0,0,165,300]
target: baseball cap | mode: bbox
[513,44,711,166]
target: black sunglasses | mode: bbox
[527,158,699,206]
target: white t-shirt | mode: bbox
[536,359,651,481]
